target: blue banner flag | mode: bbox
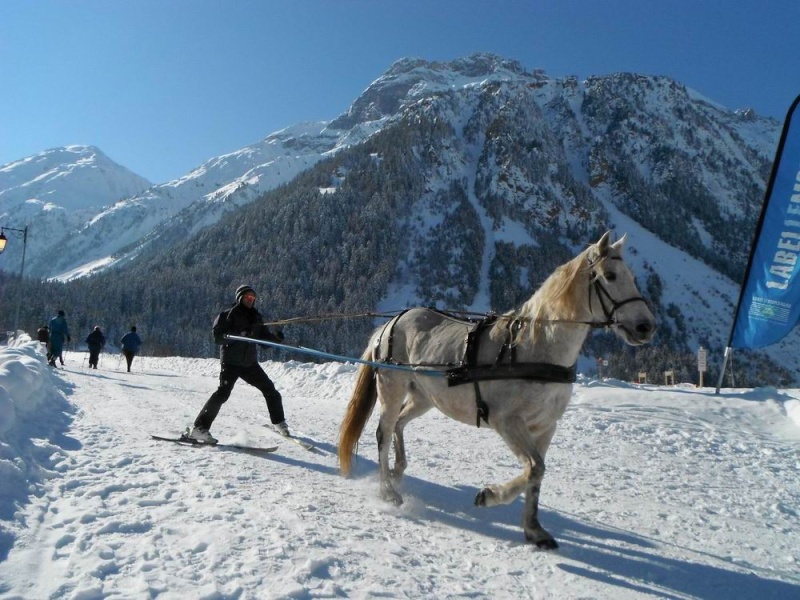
[730,94,800,348]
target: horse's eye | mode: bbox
[604,272,617,282]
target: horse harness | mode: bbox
[372,259,648,428]
[447,314,578,427]
[374,308,577,428]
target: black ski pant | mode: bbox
[122,350,136,372]
[194,362,284,431]
[88,349,101,368]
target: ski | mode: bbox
[263,425,316,451]
[151,434,278,454]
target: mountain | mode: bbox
[1,121,392,280]
[0,145,151,213]
[0,145,152,274]
[1,53,796,385]
[0,55,780,284]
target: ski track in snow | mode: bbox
[0,341,798,599]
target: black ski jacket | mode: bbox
[213,303,283,367]
[86,330,106,351]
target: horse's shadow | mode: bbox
[552,527,799,600]
[351,459,798,600]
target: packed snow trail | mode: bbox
[0,340,798,599]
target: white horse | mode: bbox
[338,232,656,548]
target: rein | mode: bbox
[224,335,448,376]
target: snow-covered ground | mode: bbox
[0,337,798,599]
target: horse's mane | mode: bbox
[492,244,598,344]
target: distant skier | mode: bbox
[188,284,287,444]
[48,310,70,367]
[85,326,106,369]
[37,324,49,345]
[120,326,142,372]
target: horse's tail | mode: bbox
[338,346,378,476]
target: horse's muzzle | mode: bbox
[627,319,656,345]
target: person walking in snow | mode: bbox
[120,326,142,372]
[188,284,287,444]
[85,326,106,369]
[37,324,49,345]
[48,310,70,367]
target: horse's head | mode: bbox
[586,232,656,346]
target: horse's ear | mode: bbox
[596,231,612,257]
[610,232,627,252]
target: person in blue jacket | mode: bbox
[48,310,71,367]
[120,326,142,372]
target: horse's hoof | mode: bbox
[474,488,494,507]
[381,488,404,506]
[525,531,559,550]
[535,538,559,550]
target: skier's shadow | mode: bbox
[236,449,341,476]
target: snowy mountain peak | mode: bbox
[0,146,153,278]
[0,145,151,213]
[387,53,529,79]
[331,53,544,130]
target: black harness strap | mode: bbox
[494,318,522,365]
[473,382,489,427]
[374,308,412,363]
[460,315,498,367]
[449,315,577,427]
[458,316,498,427]
[447,362,577,386]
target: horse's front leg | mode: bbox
[474,418,558,549]
[521,478,556,549]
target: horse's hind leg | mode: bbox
[375,375,406,505]
[474,417,558,549]
[391,385,433,482]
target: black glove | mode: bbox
[274,327,285,342]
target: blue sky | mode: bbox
[2,0,799,184]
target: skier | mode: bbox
[188,284,287,444]
[120,326,142,372]
[85,326,106,369]
[48,310,71,367]
[37,324,49,345]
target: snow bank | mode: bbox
[0,338,75,553]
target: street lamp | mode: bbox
[0,225,29,339]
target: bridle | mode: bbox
[588,256,649,329]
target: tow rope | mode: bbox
[223,335,446,376]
